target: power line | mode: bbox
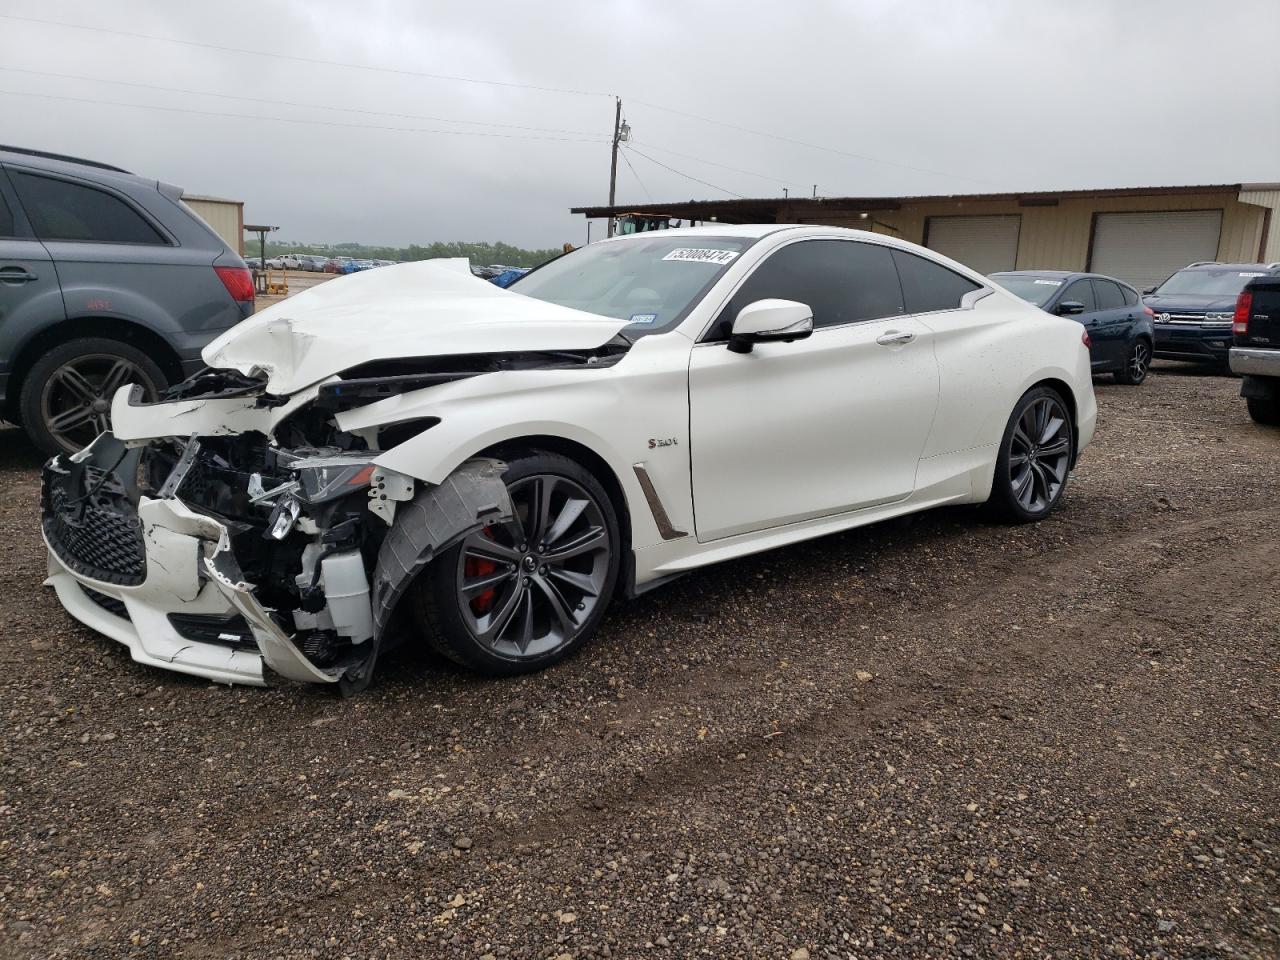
[627,98,996,186]
[0,14,614,99]
[0,89,609,143]
[630,139,807,192]
[622,146,744,199]
[1,13,991,189]
[618,148,653,202]
[0,67,600,138]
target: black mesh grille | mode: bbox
[42,460,147,586]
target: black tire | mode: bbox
[1246,397,1280,425]
[1115,338,1151,385]
[414,450,621,675]
[18,337,167,457]
[988,386,1075,523]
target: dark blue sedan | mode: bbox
[991,271,1155,385]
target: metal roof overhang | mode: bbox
[571,184,1249,222]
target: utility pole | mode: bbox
[607,97,622,237]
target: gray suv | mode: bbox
[0,146,254,455]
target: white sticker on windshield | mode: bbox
[628,313,657,325]
[662,248,740,265]
[1239,272,1266,277]
[1033,279,1063,286]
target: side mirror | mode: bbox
[1057,300,1085,316]
[728,299,814,354]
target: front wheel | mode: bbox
[988,387,1075,523]
[414,451,621,675]
[1115,339,1151,385]
[1246,396,1280,425]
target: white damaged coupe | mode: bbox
[40,226,1096,692]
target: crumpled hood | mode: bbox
[203,258,627,395]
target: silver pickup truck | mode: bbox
[1230,273,1280,424]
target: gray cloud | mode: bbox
[1,0,1276,249]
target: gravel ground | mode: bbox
[1,365,1276,960]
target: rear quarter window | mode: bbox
[891,249,982,314]
[0,192,14,238]
[10,171,166,245]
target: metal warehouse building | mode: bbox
[183,194,245,255]
[574,183,1280,290]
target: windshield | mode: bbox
[1155,268,1268,297]
[994,275,1063,307]
[512,235,755,336]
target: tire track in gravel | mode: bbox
[238,503,1274,947]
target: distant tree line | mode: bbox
[245,238,563,269]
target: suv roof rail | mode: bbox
[0,144,131,175]
[1187,260,1220,267]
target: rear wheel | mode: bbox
[415,451,621,675]
[19,338,166,456]
[1115,339,1150,385]
[1246,396,1280,425]
[988,386,1075,523]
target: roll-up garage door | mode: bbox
[924,216,1021,274]
[1088,210,1222,290]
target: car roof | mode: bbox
[1179,262,1279,271]
[0,144,157,192]
[992,269,1135,286]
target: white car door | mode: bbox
[689,238,940,542]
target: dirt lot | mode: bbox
[1,366,1276,960]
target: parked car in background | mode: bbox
[991,270,1154,384]
[1143,262,1280,365]
[304,255,330,272]
[38,226,1095,689]
[1229,274,1280,424]
[323,257,354,274]
[244,256,264,270]
[0,145,253,454]
[265,255,286,269]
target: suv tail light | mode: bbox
[214,265,255,304]
[1081,329,1092,349]
[1232,290,1252,336]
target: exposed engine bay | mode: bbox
[39,346,623,693]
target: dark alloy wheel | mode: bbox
[1116,339,1151,385]
[989,387,1075,522]
[19,338,166,456]
[416,451,621,674]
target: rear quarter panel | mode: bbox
[920,291,1096,460]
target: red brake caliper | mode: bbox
[465,527,499,615]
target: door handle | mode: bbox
[0,267,38,284]
[876,330,915,346]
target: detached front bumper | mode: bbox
[42,469,268,686]
[40,436,341,687]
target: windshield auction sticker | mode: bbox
[1033,279,1063,286]
[662,248,740,265]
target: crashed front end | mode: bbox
[39,372,512,691]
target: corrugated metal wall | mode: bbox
[184,198,244,254]
[799,191,1270,271]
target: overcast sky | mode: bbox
[1,0,1277,249]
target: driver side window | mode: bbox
[711,239,904,339]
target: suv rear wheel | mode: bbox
[19,337,166,456]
